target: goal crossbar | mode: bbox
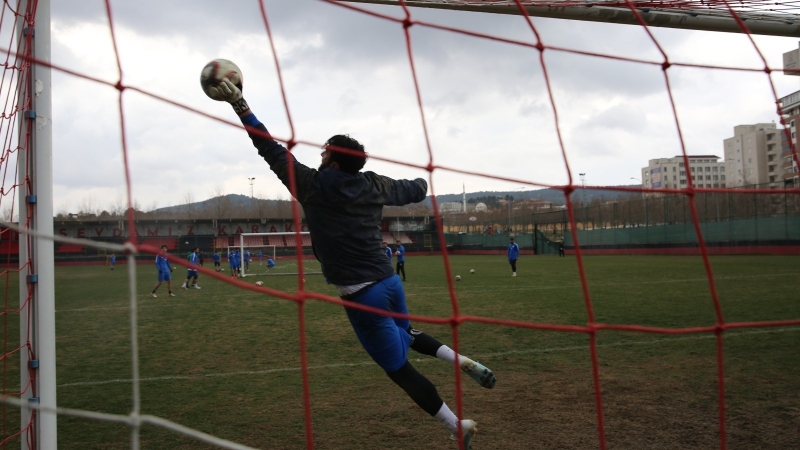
[341,0,800,37]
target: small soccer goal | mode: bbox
[235,232,323,277]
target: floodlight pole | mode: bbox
[579,173,586,204]
[248,177,255,198]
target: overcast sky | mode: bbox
[32,0,800,214]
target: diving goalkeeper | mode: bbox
[209,77,495,448]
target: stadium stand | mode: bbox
[0,240,19,254]
[140,237,178,249]
[56,244,84,253]
[285,234,312,247]
[215,237,230,249]
[242,236,264,246]
[267,235,285,247]
[381,232,413,244]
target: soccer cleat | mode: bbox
[450,419,477,449]
[512,273,516,277]
[169,292,176,297]
[460,357,496,389]
[181,283,188,289]
[151,293,157,298]
[193,285,201,289]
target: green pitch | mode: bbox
[9,255,800,449]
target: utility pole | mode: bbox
[248,177,255,198]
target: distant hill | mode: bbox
[431,185,639,206]
[152,194,269,215]
[153,185,641,216]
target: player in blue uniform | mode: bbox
[228,250,237,278]
[212,251,221,272]
[507,237,520,277]
[244,249,251,271]
[151,245,175,297]
[210,78,495,448]
[266,258,275,269]
[109,253,116,270]
[382,241,392,263]
[182,247,202,289]
[235,250,243,277]
[257,250,263,264]
[395,240,406,281]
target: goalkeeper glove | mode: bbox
[212,78,250,115]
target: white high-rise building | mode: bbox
[778,92,800,187]
[722,123,781,188]
[641,155,726,192]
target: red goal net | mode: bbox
[1,0,799,449]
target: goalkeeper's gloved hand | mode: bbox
[213,78,250,115]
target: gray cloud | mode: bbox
[38,0,800,213]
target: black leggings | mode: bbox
[396,261,406,279]
[510,259,517,272]
[387,361,443,416]
[384,326,447,416]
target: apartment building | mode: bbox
[640,155,726,192]
[722,123,782,188]
[778,92,800,187]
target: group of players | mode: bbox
[150,246,276,297]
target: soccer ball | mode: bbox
[184,241,189,244]
[396,251,400,256]
[255,281,264,286]
[200,59,243,101]
[455,275,461,281]
[470,269,475,274]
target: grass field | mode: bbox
[5,254,800,449]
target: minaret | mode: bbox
[462,183,466,213]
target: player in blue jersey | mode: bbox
[382,241,392,263]
[507,237,520,277]
[212,251,221,272]
[151,245,175,297]
[182,247,202,289]
[244,249,251,271]
[266,258,275,269]
[257,250,263,264]
[109,253,116,270]
[234,250,242,277]
[395,239,406,281]
[228,250,237,278]
[210,78,495,448]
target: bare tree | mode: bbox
[78,196,99,217]
[3,205,15,222]
[253,192,270,218]
[108,194,128,218]
[182,191,196,219]
[209,185,231,219]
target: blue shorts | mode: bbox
[158,270,171,282]
[187,269,198,278]
[343,274,411,373]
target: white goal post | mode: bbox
[341,0,800,38]
[236,232,323,277]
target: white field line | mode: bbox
[55,272,798,314]
[58,326,799,388]
[408,272,800,293]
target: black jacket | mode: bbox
[243,116,427,285]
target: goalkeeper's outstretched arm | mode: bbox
[214,78,316,202]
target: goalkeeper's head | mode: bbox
[320,134,367,174]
